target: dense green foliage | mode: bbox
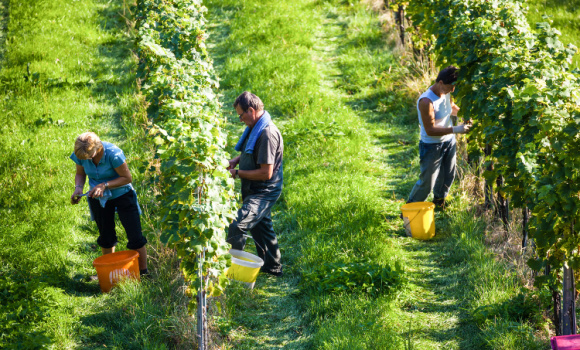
[135,0,236,303]
[408,0,580,288]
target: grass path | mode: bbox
[320,6,484,348]
[205,4,310,349]
[0,0,152,347]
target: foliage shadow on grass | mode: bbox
[222,277,311,349]
[372,128,419,200]
[87,5,137,133]
[77,309,148,350]
[397,214,490,348]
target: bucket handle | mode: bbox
[226,234,266,256]
[402,208,428,233]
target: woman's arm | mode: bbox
[89,163,133,198]
[71,165,86,204]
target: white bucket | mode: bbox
[226,249,264,289]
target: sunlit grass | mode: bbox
[526,0,580,68]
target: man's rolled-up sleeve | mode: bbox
[256,129,278,165]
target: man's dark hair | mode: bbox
[436,66,459,85]
[233,91,264,112]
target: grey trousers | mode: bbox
[407,139,457,203]
[227,192,282,273]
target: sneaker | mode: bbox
[260,267,283,277]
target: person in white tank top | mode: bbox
[406,66,473,208]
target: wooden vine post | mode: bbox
[484,144,493,210]
[522,207,529,249]
[388,1,427,60]
[562,262,576,335]
[395,5,405,46]
[197,251,208,349]
[562,221,578,335]
[547,264,562,335]
[495,175,509,230]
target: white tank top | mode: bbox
[417,87,455,144]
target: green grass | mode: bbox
[206,0,549,348]
[0,0,196,348]
[526,0,580,68]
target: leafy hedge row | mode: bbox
[135,0,236,304]
[407,0,580,285]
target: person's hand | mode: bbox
[71,188,83,204]
[451,104,460,117]
[227,157,239,170]
[452,124,472,134]
[89,183,106,198]
[229,168,238,179]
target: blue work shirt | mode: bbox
[70,141,133,200]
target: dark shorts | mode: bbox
[87,190,147,250]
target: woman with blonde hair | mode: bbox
[70,132,148,276]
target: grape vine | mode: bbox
[135,0,236,308]
[407,0,580,307]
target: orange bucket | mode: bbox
[92,250,140,293]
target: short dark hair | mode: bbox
[233,91,264,112]
[436,66,459,85]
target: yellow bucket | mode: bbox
[225,249,263,289]
[93,250,140,293]
[401,202,436,240]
